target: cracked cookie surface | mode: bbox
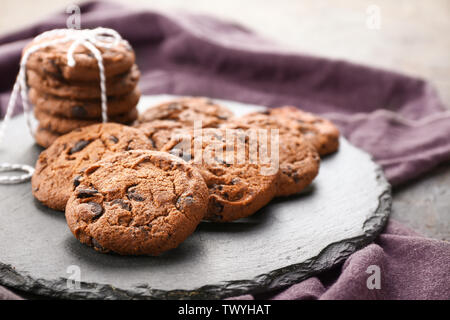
[268,106,340,156]
[161,128,279,222]
[222,115,320,197]
[32,123,154,211]
[65,150,208,255]
[134,98,234,149]
[137,97,234,127]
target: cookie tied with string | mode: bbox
[24,29,135,81]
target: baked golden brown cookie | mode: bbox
[65,150,209,255]
[222,118,320,197]
[134,97,234,150]
[269,106,340,156]
[161,128,279,222]
[24,34,135,81]
[275,132,320,196]
[26,64,140,99]
[31,123,154,211]
[34,108,138,134]
[29,87,141,119]
[137,97,234,127]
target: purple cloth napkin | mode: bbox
[0,1,449,300]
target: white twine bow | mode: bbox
[0,27,128,184]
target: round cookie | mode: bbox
[35,108,138,134]
[222,119,320,197]
[225,111,338,156]
[65,150,209,256]
[34,125,60,149]
[32,123,154,211]
[269,106,340,156]
[161,128,279,222]
[275,132,320,196]
[134,97,234,150]
[24,34,135,81]
[27,64,140,99]
[29,87,141,119]
[137,97,234,127]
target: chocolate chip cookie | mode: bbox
[161,128,279,222]
[275,132,320,196]
[65,150,208,255]
[269,106,340,156]
[32,123,154,211]
[134,97,234,150]
[35,108,138,134]
[24,34,135,81]
[222,118,320,197]
[225,111,339,156]
[137,97,234,127]
[27,64,140,99]
[29,87,141,119]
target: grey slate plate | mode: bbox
[0,95,391,299]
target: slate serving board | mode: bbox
[0,95,391,299]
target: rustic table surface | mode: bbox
[1,0,449,240]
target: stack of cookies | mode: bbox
[24,35,141,148]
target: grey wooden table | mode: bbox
[1,0,449,240]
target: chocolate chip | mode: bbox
[109,135,119,143]
[111,199,131,211]
[88,202,103,218]
[210,198,224,214]
[260,109,270,115]
[69,140,91,154]
[73,175,82,188]
[125,140,134,151]
[127,186,146,202]
[91,238,107,252]
[148,136,156,148]
[292,172,301,183]
[76,188,98,198]
[71,105,88,118]
[49,60,63,78]
[176,195,194,210]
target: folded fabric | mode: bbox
[0,1,449,300]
